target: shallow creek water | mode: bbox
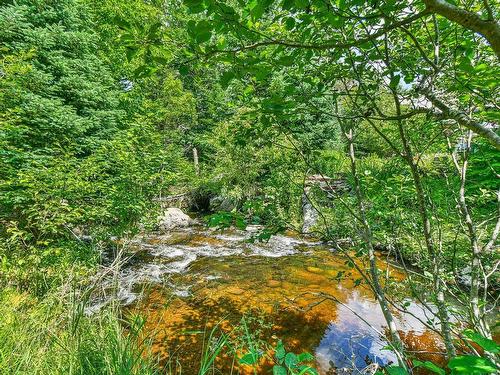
[98,225,449,374]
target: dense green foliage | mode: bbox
[0,0,195,291]
[0,0,498,373]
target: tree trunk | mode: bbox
[449,131,491,338]
[344,126,408,369]
[193,147,200,176]
[393,94,457,358]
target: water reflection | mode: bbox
[315,290,446,373]
[315,291,398,372]
[95,227,449,373]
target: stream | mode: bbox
[91,225,449,374]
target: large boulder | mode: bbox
[158,208,193,231]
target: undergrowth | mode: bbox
[0,288,160,375]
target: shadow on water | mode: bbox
[131,291,334,374]
[113,227,452,374]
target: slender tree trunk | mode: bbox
[344,126,407,369]
[193,147,200,176]
[449,131,491,338]
[392,93,457,358]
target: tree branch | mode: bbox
[423,90,500,150]
[424,0,500,58]
[218,11,429,53]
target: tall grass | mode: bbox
[197,320,229,375]
[0,288,161,375]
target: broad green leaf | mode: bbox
[389,74,401,89]
[463,330,499,354]
[297,352,314,362]
[448,355,497,374]
[413,360,445,375]
[386,366,409,375]
[220,71,235,88]
[178,65,189,76]
[239,352,260,365]
[194,20,213,43]
[295,0,309,8]
[184,0,205,13]
[113,16,131,30]
[125,46,139,62]
[285,352,298,367]
[275,340,286,362]
[196,31,212,43]
[273,365,287,375]
[298,365,318,374]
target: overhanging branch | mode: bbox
[424,91,500,150]
[424,0,500,58]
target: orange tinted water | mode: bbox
[119,228,453,374]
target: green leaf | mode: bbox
[386,366,409,375]
[194,20,213,43]
[184,0,205,13]
[463,330,499,354]
[413,360,445,375]
[248,0,273,20]
[278,55,294,66]
[275,340,286,362]
[298,365,318,375]
[196,31,212,43]
[297,352,314,362]
[133,65,153,78]
[239,352,260,365]
[273,365,287,375]
[113,16,131,30]
[285,352,298,367]
[220,71,235,88]
[294,0,309,8]
[148,22,162,38]
[125,46,139,62]
[152,55,170,65]
[389,74,401,89]
[448,355,497,374]
[235,216,247,230]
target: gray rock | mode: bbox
[209,196,236,212]
[245,224,264,232]
[302,190,319,233]
[158,208,193,231]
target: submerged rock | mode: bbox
[86,227,319,314]
[158,208,193,231]
[307,266,322,273]
[226,286,245,295]
[267,280,281,288]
